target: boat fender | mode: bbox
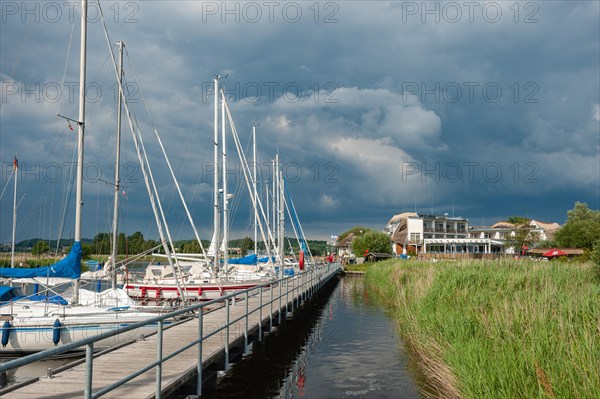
[2,321,11,347]
[53,319,62,346]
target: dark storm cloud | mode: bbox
[1,1,598,243]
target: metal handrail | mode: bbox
[1,263,340,399]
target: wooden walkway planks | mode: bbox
[2,277,319,399]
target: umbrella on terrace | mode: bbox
[542,248,568,258]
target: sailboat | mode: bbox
[0,0,165,354]
[124,78,276,301]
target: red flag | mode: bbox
[68,123,74,131]
[121,190,128,199]
[13,157,18,170]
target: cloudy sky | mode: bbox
[1,0,599,244]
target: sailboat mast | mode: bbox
[213,76,220,273]
[271,159,276,253]
[110,41,124,290]
[74,0,87,245]
[72,0,87,305]
[11,157,18,268]
[279,172,285,277]
[253,125,257,255]
[265,181,270,252]
[275,154,280,257]
[221,92,228,271]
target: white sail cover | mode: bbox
[207,231,217,257]
[78,288,136,307]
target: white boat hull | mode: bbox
[124,281,268,301]
[1,301,164,354]
[1,318,160,353]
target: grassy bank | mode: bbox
[0,257,61,268]
[365,259,600,399]
[344,263,371,272]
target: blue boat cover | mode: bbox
[227,254,258,265]
[0,286,13,297]
[274,267,295,277]
[258,256,276,263]
[0,285,68,305]
[0,241,82,279]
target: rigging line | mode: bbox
[222,95,275,263]
[228,130,253,236]
[123,47,157,129]
[49,184,54,245]
[14,195,43,237]
[8,15,33,79]
[58,20,77,117]
[122,50,180,227]
[188,104,213,189]
[56,143,78,252]
[0,169,14,200]
[123,58,204,250]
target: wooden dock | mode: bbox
[1,266,340,398]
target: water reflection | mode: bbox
[198,276,421,399]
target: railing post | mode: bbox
[84,342,94,399]
[291,275,295,311]
[156,320,163,399]
[285,275,289,315]
[244,290,249,353]
[302,276,306,302]
[258,286,263,341]
[308,270,311,300]
[269,283,273,332]
[197,310,204,396]
[225,298,230,370]
[278,275,282,325]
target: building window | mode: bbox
[410,233,421,243]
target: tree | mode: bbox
[352,230,391,256]
[554,202,600,250]
[128,231,145,254]
[31,241,50,255]
[338,226,369,242]
[92,232,111,254]
[182,240,201,253]
[81,243,93,259]
[507,216,530,225]
[239,236,255,254]
[504,226,540,255]
[145,239,159,252]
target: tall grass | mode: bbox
[365,259,600,399]
[0,257,61,268]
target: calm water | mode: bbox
[196,276,421,399]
